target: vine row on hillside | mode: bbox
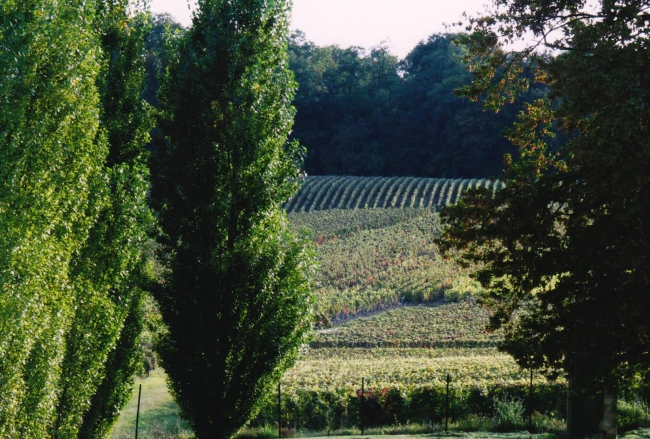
[284,176,504,212]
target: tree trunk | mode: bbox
[567,381,617,439]
[602,391,617,439]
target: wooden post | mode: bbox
[445,373,450,432]
[278,381,282,438]
[566,379,572,435]
[361,377,365,436]
[135,384,142,439]
[528,368,533,430]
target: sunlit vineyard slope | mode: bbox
[288,208,478,324]
[253,184,567,432]
[284,176,503,212]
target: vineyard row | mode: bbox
[284,176,504,212]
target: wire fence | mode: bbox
[252,373,569,435]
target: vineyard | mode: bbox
[284,176,504,212]
[117,199,575,436]
[248,204,569,433]
[289,208,479,323]
[310,303,501,349]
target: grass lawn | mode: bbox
[110,368,193,439]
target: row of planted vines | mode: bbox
[250,305,567,432]
[253,381,566,433]
[284,176,504,212]
[248,208,568,433]
[289,208,476,323]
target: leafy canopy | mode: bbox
[0,1,153,437]
[439,0,650,394]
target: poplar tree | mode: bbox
[0,1,106,437]
[0,1,152,437]
[52,2,153,438]
[151,1,315,438]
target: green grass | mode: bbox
[110,368,193,439]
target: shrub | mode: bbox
[492,396,525,431]
[453,414,494,431]
[531,411,566,434]
[618,398,649,432]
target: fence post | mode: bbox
[528,368,533,430]
[445,373,450,432]
[135,384,142,439]
[361,377,365,436]
[278,381,282,438]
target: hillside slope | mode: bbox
[285,176,503,212]
[288,208,478,324]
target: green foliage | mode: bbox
[0,1,106,436]
[289,206,428,238]
[53,2,154,437]
[492,396,524,431]
[288,32,536,178]
[618,399,650,432]
[151,1,315,438]
[0,1,152,437]
[143,13,186,107]
[438,0,650,399]
[78,293,146,439]
[310,304,500,349]
[288,208,477,323]
[445,276,484,303]
[252,379,566,432]
[284,347,533,391]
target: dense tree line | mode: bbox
[1,1,312,438]
[0,0,152,437]
[288,32,549,178]
[144,19,550,179]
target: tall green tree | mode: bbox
[52,2,154,438]
[394,34,525,177]
[0,1,152,437]
[438,0,650,436]
[151,1,315,438]
[0,1,106,437]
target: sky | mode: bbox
[148,0,492,59]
